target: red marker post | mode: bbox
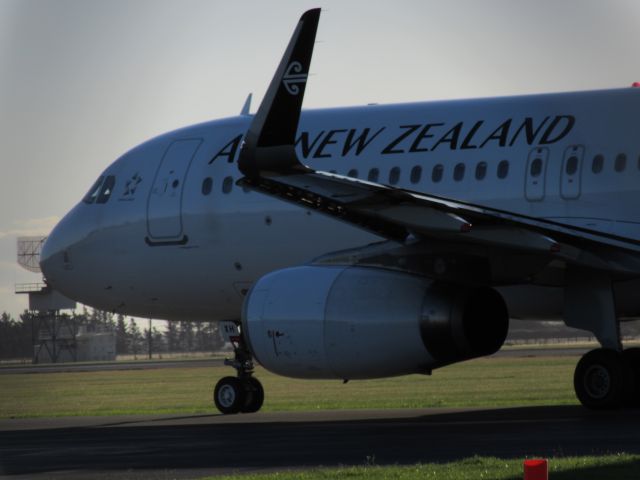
[523,459,548,480]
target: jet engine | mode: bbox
[242,265,508,380]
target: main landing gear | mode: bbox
[564,267,640,410]
[214,323,264,414]
[574,347,640,409]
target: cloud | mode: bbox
[0,216,59,240]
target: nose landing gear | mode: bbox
[214,376,264,414]
[214,322,264,414]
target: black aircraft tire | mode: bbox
[241,377,265,413]
[623,347,640,408]
[574,348,631,410]
[214,376,245,414]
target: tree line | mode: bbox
[0,309,225,360]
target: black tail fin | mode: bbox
[238,9,320,178]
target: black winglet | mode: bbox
[238,8,320,178]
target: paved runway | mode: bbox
[1,406,639,479]
[0,347,590,375]
[0,359,226,375]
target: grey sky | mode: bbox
[1,0,639,318]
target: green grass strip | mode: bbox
[208,454,640,480]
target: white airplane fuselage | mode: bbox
[41,87,640,322]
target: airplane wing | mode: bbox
[238,9,640,277]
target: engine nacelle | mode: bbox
[242,266,508,380]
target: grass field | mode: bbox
[0,355,578,418]
[211,455,640,480]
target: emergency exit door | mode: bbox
[525,147,549,201]
[560,145,584,200]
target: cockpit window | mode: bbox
[96,175,116,204]
[83,176,105,204]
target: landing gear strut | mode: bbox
[214,323,264,414]
[564,267,639,409]
[623,347,640,408]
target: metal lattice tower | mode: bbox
[15,235,78,363]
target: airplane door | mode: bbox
[560,145,584,200]
[146,138,203,245]
[525,147,549,201]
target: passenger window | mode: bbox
[530,158,543,178]
[202,177,213,195]
[592,154,604,174]
[389,166,400,185]
[453,163,465,181]
[83,176,105,204]
[565,155,579,175]
[497,160,509,179]
[222,176,233,194]
[347,169,358,178]
[475,162,487,180]
[368,168,380,182]
[96,176,116,204]
[410,166,422,184]
[615,153,627,172]
[432,164,444,183]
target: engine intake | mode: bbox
[242,266,508,379]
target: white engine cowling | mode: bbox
[242,265,508,380]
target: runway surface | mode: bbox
[0,358,225,375]
[2,406,640,479]
[0,347,589,375]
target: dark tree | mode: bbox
[178,321,194,351]
[151,327,166,354]
[128,319,143,358]
[0,312,32,359]
[115,314,128,355]
[194,322,206,351]
[204,322,224,351]
[166,321,179,353]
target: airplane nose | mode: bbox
[39,204,84,287]
[40,220,68,286]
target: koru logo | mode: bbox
[282,61,307,95]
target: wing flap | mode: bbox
[373,205,471,234]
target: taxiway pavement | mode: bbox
[1,406,639,479]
